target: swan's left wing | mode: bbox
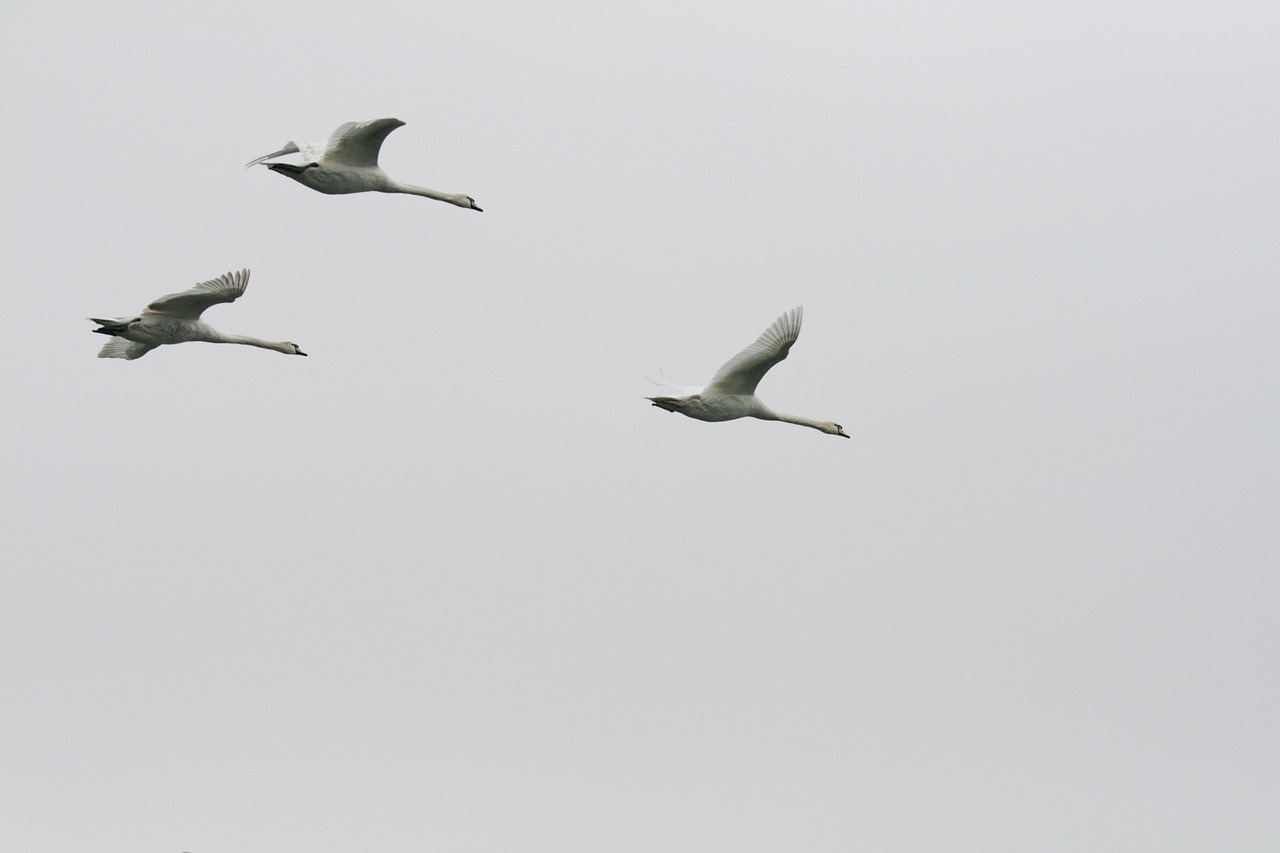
[645,370,703,396]
[322,118,406,167]
[97,337,156,360]
[244,141,301,168]
[704,306,803,396]
[245,137,326,167]
[146,269,250,320]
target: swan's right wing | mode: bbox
[322,118,406,167]
[145,269,250,320]
[704,306,803,396]
[97,337,156,360]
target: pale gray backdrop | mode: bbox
[2,2,1277,851]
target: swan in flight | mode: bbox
[89,269,307,360]
[245,118,483,211]
[646,306,848,438]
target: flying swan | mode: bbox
[245,118,483,211]
[88,269,306,360]
[647,306,848,438]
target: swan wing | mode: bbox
[704,306,803,396]
[322,118,406,168]
[244,141,301,168]
[98,337,156,360]
[645,370,703,396]
[245,135,328,167]
[145,269,250,320]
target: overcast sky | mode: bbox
[2,2,1278,851]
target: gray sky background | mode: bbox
[2,2,1277,851]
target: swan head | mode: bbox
[285,342,307,356]
[466,196,483,212]
[824,422,850,438]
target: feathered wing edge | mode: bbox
[704,306,803,396]
[244,141,302,168]
[323,118,406,168]
[145,269,251,320]
[644,370,703,397]
[96,336,156,360]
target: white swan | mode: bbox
[647,306,848,438]
[245,118,483,211]
[89,269,307,360]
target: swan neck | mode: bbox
[772,411,827,432]
[393,181,469,206]
[215,332,291,353]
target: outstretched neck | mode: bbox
[769,410,833,433]
[391,181,476,209]
[213,332,295,354]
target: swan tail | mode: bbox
[89,318,131,335]
[265,162,319,177]
[647,395,693,413]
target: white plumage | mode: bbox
[647,306,848,438]
[88,269,306,360]
[246,118,483,211]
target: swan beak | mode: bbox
[837,427,850,438]
[296,349,308,357]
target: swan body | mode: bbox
[89,269,306,360]
[647,306,848,438]
[246,118,483,211]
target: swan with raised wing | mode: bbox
[646,306,847,438]
[246,118,483,211]
[89,269,306,360]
